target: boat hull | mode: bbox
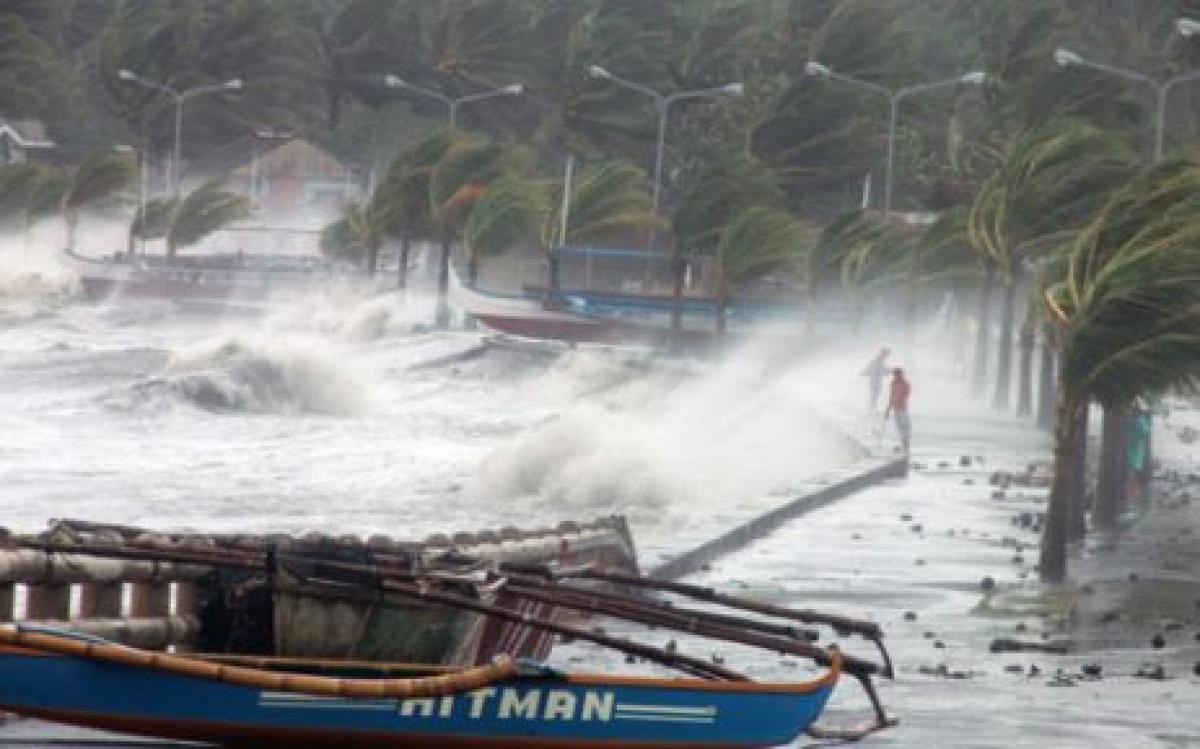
[0,646,836,749]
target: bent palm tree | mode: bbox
[61,149,137,250]
[540,159,656,305]
[165,181,251,258]
[319,201,386,272]
[967,119,1138,410]
[429,138,507,326]
[1039,157,1200,581]
[462,174,544,287]
[713,206,810,335]
[128,197,177,256]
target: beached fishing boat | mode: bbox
[63,246,375,304]
[451,269,717,347]
[0,624,843,749]
[1,517,638,666]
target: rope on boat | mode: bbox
[0,626,519,700]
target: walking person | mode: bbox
[861,348,891,412]
[884,367,911,455]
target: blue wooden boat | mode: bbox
[0,624,845,749]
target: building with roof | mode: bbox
[0,118,55,165]
[193,135,361,228]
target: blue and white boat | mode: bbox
[0,624,852,749]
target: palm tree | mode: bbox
[1039,157,1200,581]
[61,149,137,250]
[713,206,810,335]
[462,174,544,287]
[538,159,656,306]
[967,119,1139,411]
[319,201,386,273]
[369,129,463,291]
[429,137,507,326]
[165,180,250,258]
[671,152,781,331]
[128,197,176,256]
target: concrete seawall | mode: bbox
[650,455,907,580]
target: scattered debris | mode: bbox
[989,638,1069,655]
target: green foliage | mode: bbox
[1046,157,1200,405]
[717,206,810,290]
[543,160,656,251]
[968,118,1140,274]
[61,149,137,215]
[165,180,250,256]
[463,175,545,259]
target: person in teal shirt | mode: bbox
[1127,403,1152,503]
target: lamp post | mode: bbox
[1054,40,1200,162]
[118,69,243,198]
[805,62,985,214]
[382,76,523,128]
[588,65,743,247]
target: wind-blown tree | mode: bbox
[128,197,176,256]
[809,210,920,332]
[61,149,137,250]
[967,119,1139,410]
[165,180,250,258]
[713,206,810,335]
[671,152,781,331]
[429,137,508,326]
[523,1,681,159]
[319,200,387,274]
[538,159,657,305]
[0,163,53,228]
[368,129,463,290]
[752,0,919,221]
[462,175,544,287]
[1039,157,1200,580]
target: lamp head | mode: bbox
[589,65,611,80]
[383,74,405,88]
[805,61,833,78]
[225,78,243,91]
[1178,17,1200,37]
[503,83,524,95]
[1054,48,1083,67]
[959,71,987,85]
[118,68,137,81]
[722,82,745,96]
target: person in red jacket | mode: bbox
[884,367,911,455]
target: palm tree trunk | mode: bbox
[1040,388,1080,582]
[1068,400,1089,541]
[716,279,729,335]
[670,254,685,333]
[1093,400,1129,530]
[1016,321,1035,416]
[992,266,1020,409]
[436,236,452,329]
[397,235,410,290]
[467,254,479,288]
[544,247,564,310]
[367,243,379,276]
[64,210,78,252]
[1036,330,1056,430]
[972,261,996,395]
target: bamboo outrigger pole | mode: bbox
[504,562,894,678]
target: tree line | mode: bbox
[3,0,1200,580]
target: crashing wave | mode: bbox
[122,336,368,415]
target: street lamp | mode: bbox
[588,64,743,247]
[1053,44,1200,161]
[805,61,985,214]
[118,69,243,197]
[382,75,523,128]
